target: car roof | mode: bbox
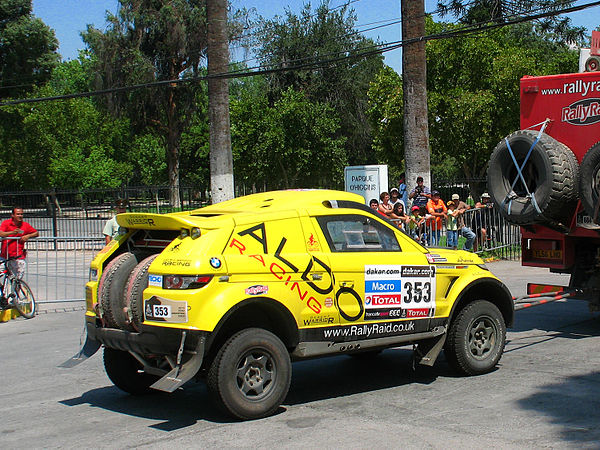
[193,189,366,214]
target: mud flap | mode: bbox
[58,329,101,368]
[414,333,447,367]
[150,335,206,393]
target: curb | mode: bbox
[37,305,86,315]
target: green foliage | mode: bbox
[0,0,59,98]
[367,66,404,170]
[436,0,587,44]
[0,58,136,189]
[81,0,211,201]
[231,86,346,190]
[425,18,578,180]
[255,1,383,165]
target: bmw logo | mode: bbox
[209,257,222,269]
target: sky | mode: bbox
[31,0,600,74]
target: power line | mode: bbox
[2,0,599,107]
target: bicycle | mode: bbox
[0,256,36,319]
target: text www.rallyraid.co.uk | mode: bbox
[322,321,415,339]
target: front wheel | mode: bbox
[207,328,292,420]
[444,300,506,375]
[11,280,35,319]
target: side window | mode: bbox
[316,215,400,252]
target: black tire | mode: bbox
[103,347,160,395]
[487,130,579,225]
[98,252,140,330]
[11,280,35,319]
[444,300,506,376]
[126,254,159,332]
[207,328,291,420]
[579,142,600,223]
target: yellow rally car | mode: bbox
[64,190,513,420]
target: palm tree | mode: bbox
[207,0,234,203]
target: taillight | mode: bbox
[163,275,212,289]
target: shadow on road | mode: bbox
[510,299,600,334]
[59,347,455,428]
[517,371,600,446]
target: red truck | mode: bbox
[487,31,600,310]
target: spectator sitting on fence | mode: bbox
[378,191,394,217]
[426,190,447,246]
[0,207,39,280]
[389,187,405,211]
[103,200,127,245]
[451,193,476,251]
[446,201,459,250]
[390,202,409,230]
[408,206,426,245]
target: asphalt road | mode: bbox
[1,261,599,448]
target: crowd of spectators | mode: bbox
[368,174,496,251]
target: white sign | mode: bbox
[344,164,388,204]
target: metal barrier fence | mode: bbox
[20,237,104,304]
[4,207,520,305]
[393,206,521,260]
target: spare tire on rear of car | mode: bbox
[487,130,579,226]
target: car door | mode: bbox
[312,212,436,339]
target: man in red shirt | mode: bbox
[0,207,38,279]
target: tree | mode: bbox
[255,1,383,165]
[82,0,209,206]
[207,0,234,203]
[231,87,347,190]
[402,0,431,191]
[1,58,134,189]
[0,0,59,99]
[436,0,587,43]
[425,19,578,193]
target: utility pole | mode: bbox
[401,0,431,192]
[207,0,235,203]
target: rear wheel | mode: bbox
[11,280,35,319]
[207,328,291,420]
[444,300,506,375]
[103,347,160,395]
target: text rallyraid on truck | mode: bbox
[62,190,513,420]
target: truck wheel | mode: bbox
[103,347,159,395]
[207,328,291,420]
[98,252,140,330]
[444,300,506,376]
[126,254,159,332]
[579,142,600,223]
[487,130,578,225]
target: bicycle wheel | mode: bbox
[11,280,36,319]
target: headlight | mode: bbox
[163,275,212,289]
[180,228,190,239]
[191,227,201,239]
[89,268,98,281]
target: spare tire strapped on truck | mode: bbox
[502,120,549,216]
[579,142,600,223]
[487,126,579,226]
